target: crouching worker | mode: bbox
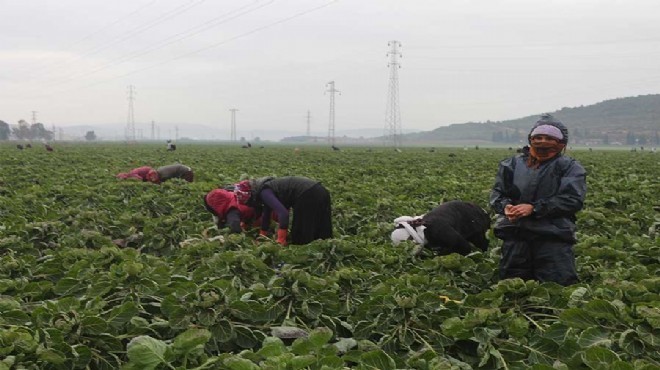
[146,164,194,184]
[116,166,154,181]
[117,164,193,183]
[391,200,490,256]
[234,176,332,246]
[204,189,256,233]
[490,114,586,286]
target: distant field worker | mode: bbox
[204,189,256,233]
[116,164,193,183]
[234,176,332,246]
[490,114,587,286]
[146,164,193,184]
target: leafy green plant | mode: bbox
[1,143,658,368]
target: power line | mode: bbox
[326,81,340,146]
[229,108,239,141]
[31,0,209,82]
[405,37,660,51]
[306,110,311,136]
[28,0,341,98]
[126,85,136,141]
[40,0,272,88]
[384,40,402,148]
[20,0,159,75]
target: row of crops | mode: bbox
[0,143,658,369]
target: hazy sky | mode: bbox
[1,0,660,139]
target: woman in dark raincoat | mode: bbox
[490,114,587,286]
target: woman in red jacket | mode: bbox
[116,164,193,183]
[203,189,256,233]
[116,166,153,181]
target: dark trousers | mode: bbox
[290,184,332,245]
[499,237,578,286]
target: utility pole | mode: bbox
[230,109,238,141]
[306,110,311,136]
[326,81,340,146]
[126,85,136,141]
[385,40,403,148]
[151,120,155,140]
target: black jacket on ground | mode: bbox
[422,200,490,255]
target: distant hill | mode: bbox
[280,128,420,143]
[403,94,660,146]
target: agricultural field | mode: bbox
[0,143,658,370]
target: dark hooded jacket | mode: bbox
[248,176,319,208]
[528,114,569,144]
[490,116,586,243]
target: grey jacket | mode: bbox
[156,164,192,182]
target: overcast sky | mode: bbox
[1,0,659,139]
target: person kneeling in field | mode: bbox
[146,164,193,184]
[391,200,490,256]
[234,176,333,246]
[116,164,193,183]
[204,189,257,233]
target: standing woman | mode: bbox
[234,176,332,245]
[490,114,587,286]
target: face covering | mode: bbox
[527,136,566,168]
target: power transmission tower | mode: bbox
[229,109,238,141]
[126,85,136,141]
[32,111,38,125]
[151,120,155,140]
[385,40,403,148]
[175,125,179,141]
[326,81,340,146]
[306,110,311,136]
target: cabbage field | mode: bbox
[0,143,658,370]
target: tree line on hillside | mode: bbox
[0,119,54,141]
[491,127,660,146]
[403,94,660,145]
[493,95,660,131]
